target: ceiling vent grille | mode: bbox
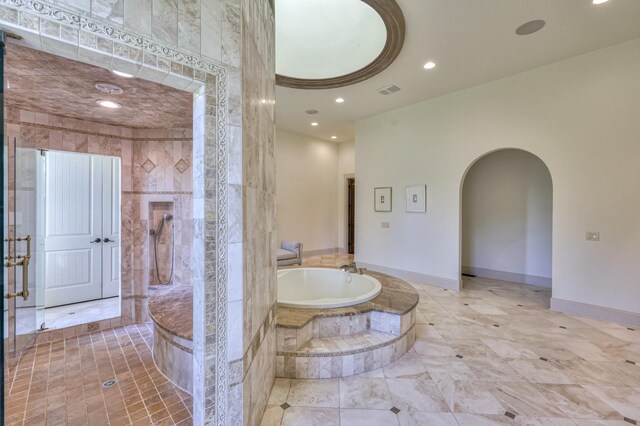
[95,82,124,95]
[377,85,401,95]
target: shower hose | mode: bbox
[153,214,175,285]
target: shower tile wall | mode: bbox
[131,128,193,297]
[229,1,278,425]
[5,107,193,339]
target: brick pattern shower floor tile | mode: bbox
[5,323,192,425]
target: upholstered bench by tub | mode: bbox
[277,241,303,266]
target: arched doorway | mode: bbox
[460,149,553,289]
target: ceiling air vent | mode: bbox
[95,82,124,95]
[377,85,401,95]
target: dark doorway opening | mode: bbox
[347,178,356,254]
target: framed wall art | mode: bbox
[406,185,426,213]
[374,187,392,212]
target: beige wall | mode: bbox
[356,39,640,322]
[275,129,340,253]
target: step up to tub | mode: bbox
[276,328,416,379]
[276,269,419,379]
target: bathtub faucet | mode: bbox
[340,262,367,275]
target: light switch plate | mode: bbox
[381,222,390,228]
[586,231,600,241]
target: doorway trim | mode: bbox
[458,147,554,290]
[0,3,230,424]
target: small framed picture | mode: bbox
[406,185,426,213]
[374,187,392,212]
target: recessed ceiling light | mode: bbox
[111,70,134,78]
[593,0,608,4]
[96,99,121,109]
[335,98,345,103]
[423,61,436,70]
[515,20,546,36]
[311,122,319,126]
[331,136,338,140]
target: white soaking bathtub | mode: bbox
[278,268,382,309]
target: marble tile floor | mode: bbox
[261,274,640,426]
[45,297,121,330]
[5,323,192,425]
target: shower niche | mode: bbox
[149,201,175,286]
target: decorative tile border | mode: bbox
[5,120,193,141]
[0,1,230,423]
[228,302,277,387]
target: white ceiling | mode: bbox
[275,0,640,142]
[276,0,386,79]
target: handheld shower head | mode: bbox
[163,213,173,221]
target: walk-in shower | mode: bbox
[151,213,174,285]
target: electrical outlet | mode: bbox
[381,222,390,229]
[586,231,600,241]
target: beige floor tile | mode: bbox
[461,357,525,382]
[506,359,573,384]
[537,384,620,420]
[413,338,457,357]
[455,413,575,425]
[420,356,478,381]
[382,351,429,379]
[482,339,540,359]
[260,406,284,426]
[339,376,393,409]
[387,377,449,413]
[281,407,339,426]
[267,378,291,406]
[435,380,506,414]
[488,382,566,417]
[287,379,340,408]
[339,408,400,425]
[583,385,640,421]
[396,411,458,426]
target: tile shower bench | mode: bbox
[276,270,419,379]
[149,287,193,394]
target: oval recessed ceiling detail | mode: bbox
[516,20,546,36]
[276,0,405,90]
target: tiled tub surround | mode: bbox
[149,287,193,394]
[276,271,419,379]
[5,107,193,341]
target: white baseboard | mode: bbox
[551,297,640,328]
[357,262,461,291]
[303,247,340,258]
[462,266,552,288]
